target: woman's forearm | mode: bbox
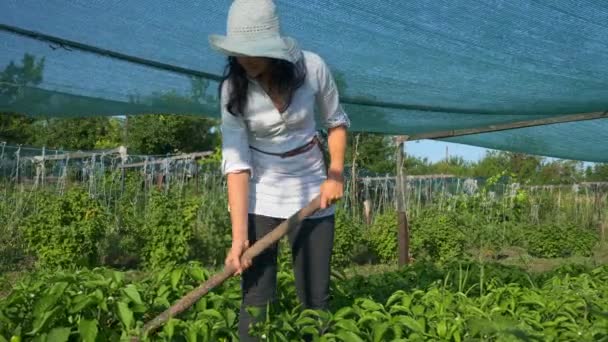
[227,171,250,244]
[327,125,347,178]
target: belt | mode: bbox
[249,136,321,159]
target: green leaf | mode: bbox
[123,284,143,305]
[156,285,170,297]
[32,334,46,342]
[358,314,379,327]
[163,318,177,338]
[99,298,108,312]
[334,319,360,333]
[91,289,104,302]
[542,316,570,328]
[117,301,134,329]
[28,307,60,335]
[336,331,365,342]
[436,320,447,338]
[132,303,148,314]
[195,297,208,312]
[69,296,95,314]
[272,330,288,341]
[111,272,124,287]
[154,296,170,308]
[295,317,318,326]
[279,319,296,333]
[225,308,237,327]
[33,282,69,318]
[79,319,98,342]
[412,305,425,316]
[520,299,546,308]
[389,305,411,315]
[334,307,356,320]
[359,299,383,312]
[171,269,183,290]
[0,336,8,342]
[189,266,207,281]
[11,327,22,340]
[46,327,71,342]
[373,322,391,342]
[465,306,488,318]
[186,325,198,342]
[392,324,403,339]
[202,309,224,321]
[83,279,111,289]
[300,326,320,336]
[453,328,462,342]
[386,290,408,307]
[416,317,426,332]
[300,309,322,319]
[395,316,424,333]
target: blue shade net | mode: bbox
[0,0,607,162]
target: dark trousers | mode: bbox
[238,213,335,341]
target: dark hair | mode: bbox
[219,56,307,116]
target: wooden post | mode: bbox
[351,134,360,217]
[395,136,410,266]
[156,173,164,190]
[41,146,46,187]
[15,145,21,185]
[363,198,372,225]
[119,146,127,194]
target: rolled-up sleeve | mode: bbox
[220,81,252,176]
[315,56,351,129]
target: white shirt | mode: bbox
[220,50,350,218]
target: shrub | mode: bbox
[410,210,468,263]
[140,190,200,269]
[527,222,598,258]
[331,207,365,268]
[22,188,108,269]
[366,210,398,263]
[190,191,232,267]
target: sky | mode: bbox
[408,139,597,168]
[406,140,490,163]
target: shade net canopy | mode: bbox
[1,0,607,162]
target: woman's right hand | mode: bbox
[225,239,251,275]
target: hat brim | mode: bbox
[208,35,302,64]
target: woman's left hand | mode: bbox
[320,172,344,209]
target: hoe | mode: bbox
[132,195,322,341]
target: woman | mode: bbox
[209,0,350,340]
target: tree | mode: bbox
[0,53,44,102]
[404,155,433,175]
[346,133,395,175]
[470,151,543,182]
[1,54,220,154]
[125,78,221,155]
[0,114,37,144]
[586,163,608,182]
[432,156,473,177]
[28,117,119,150]
[126,114,219,155]
[471,151,509,178]
[94,117,125,149]
[1,54,45,144]
[508,152,543,182]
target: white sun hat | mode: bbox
[208,0,303,64]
